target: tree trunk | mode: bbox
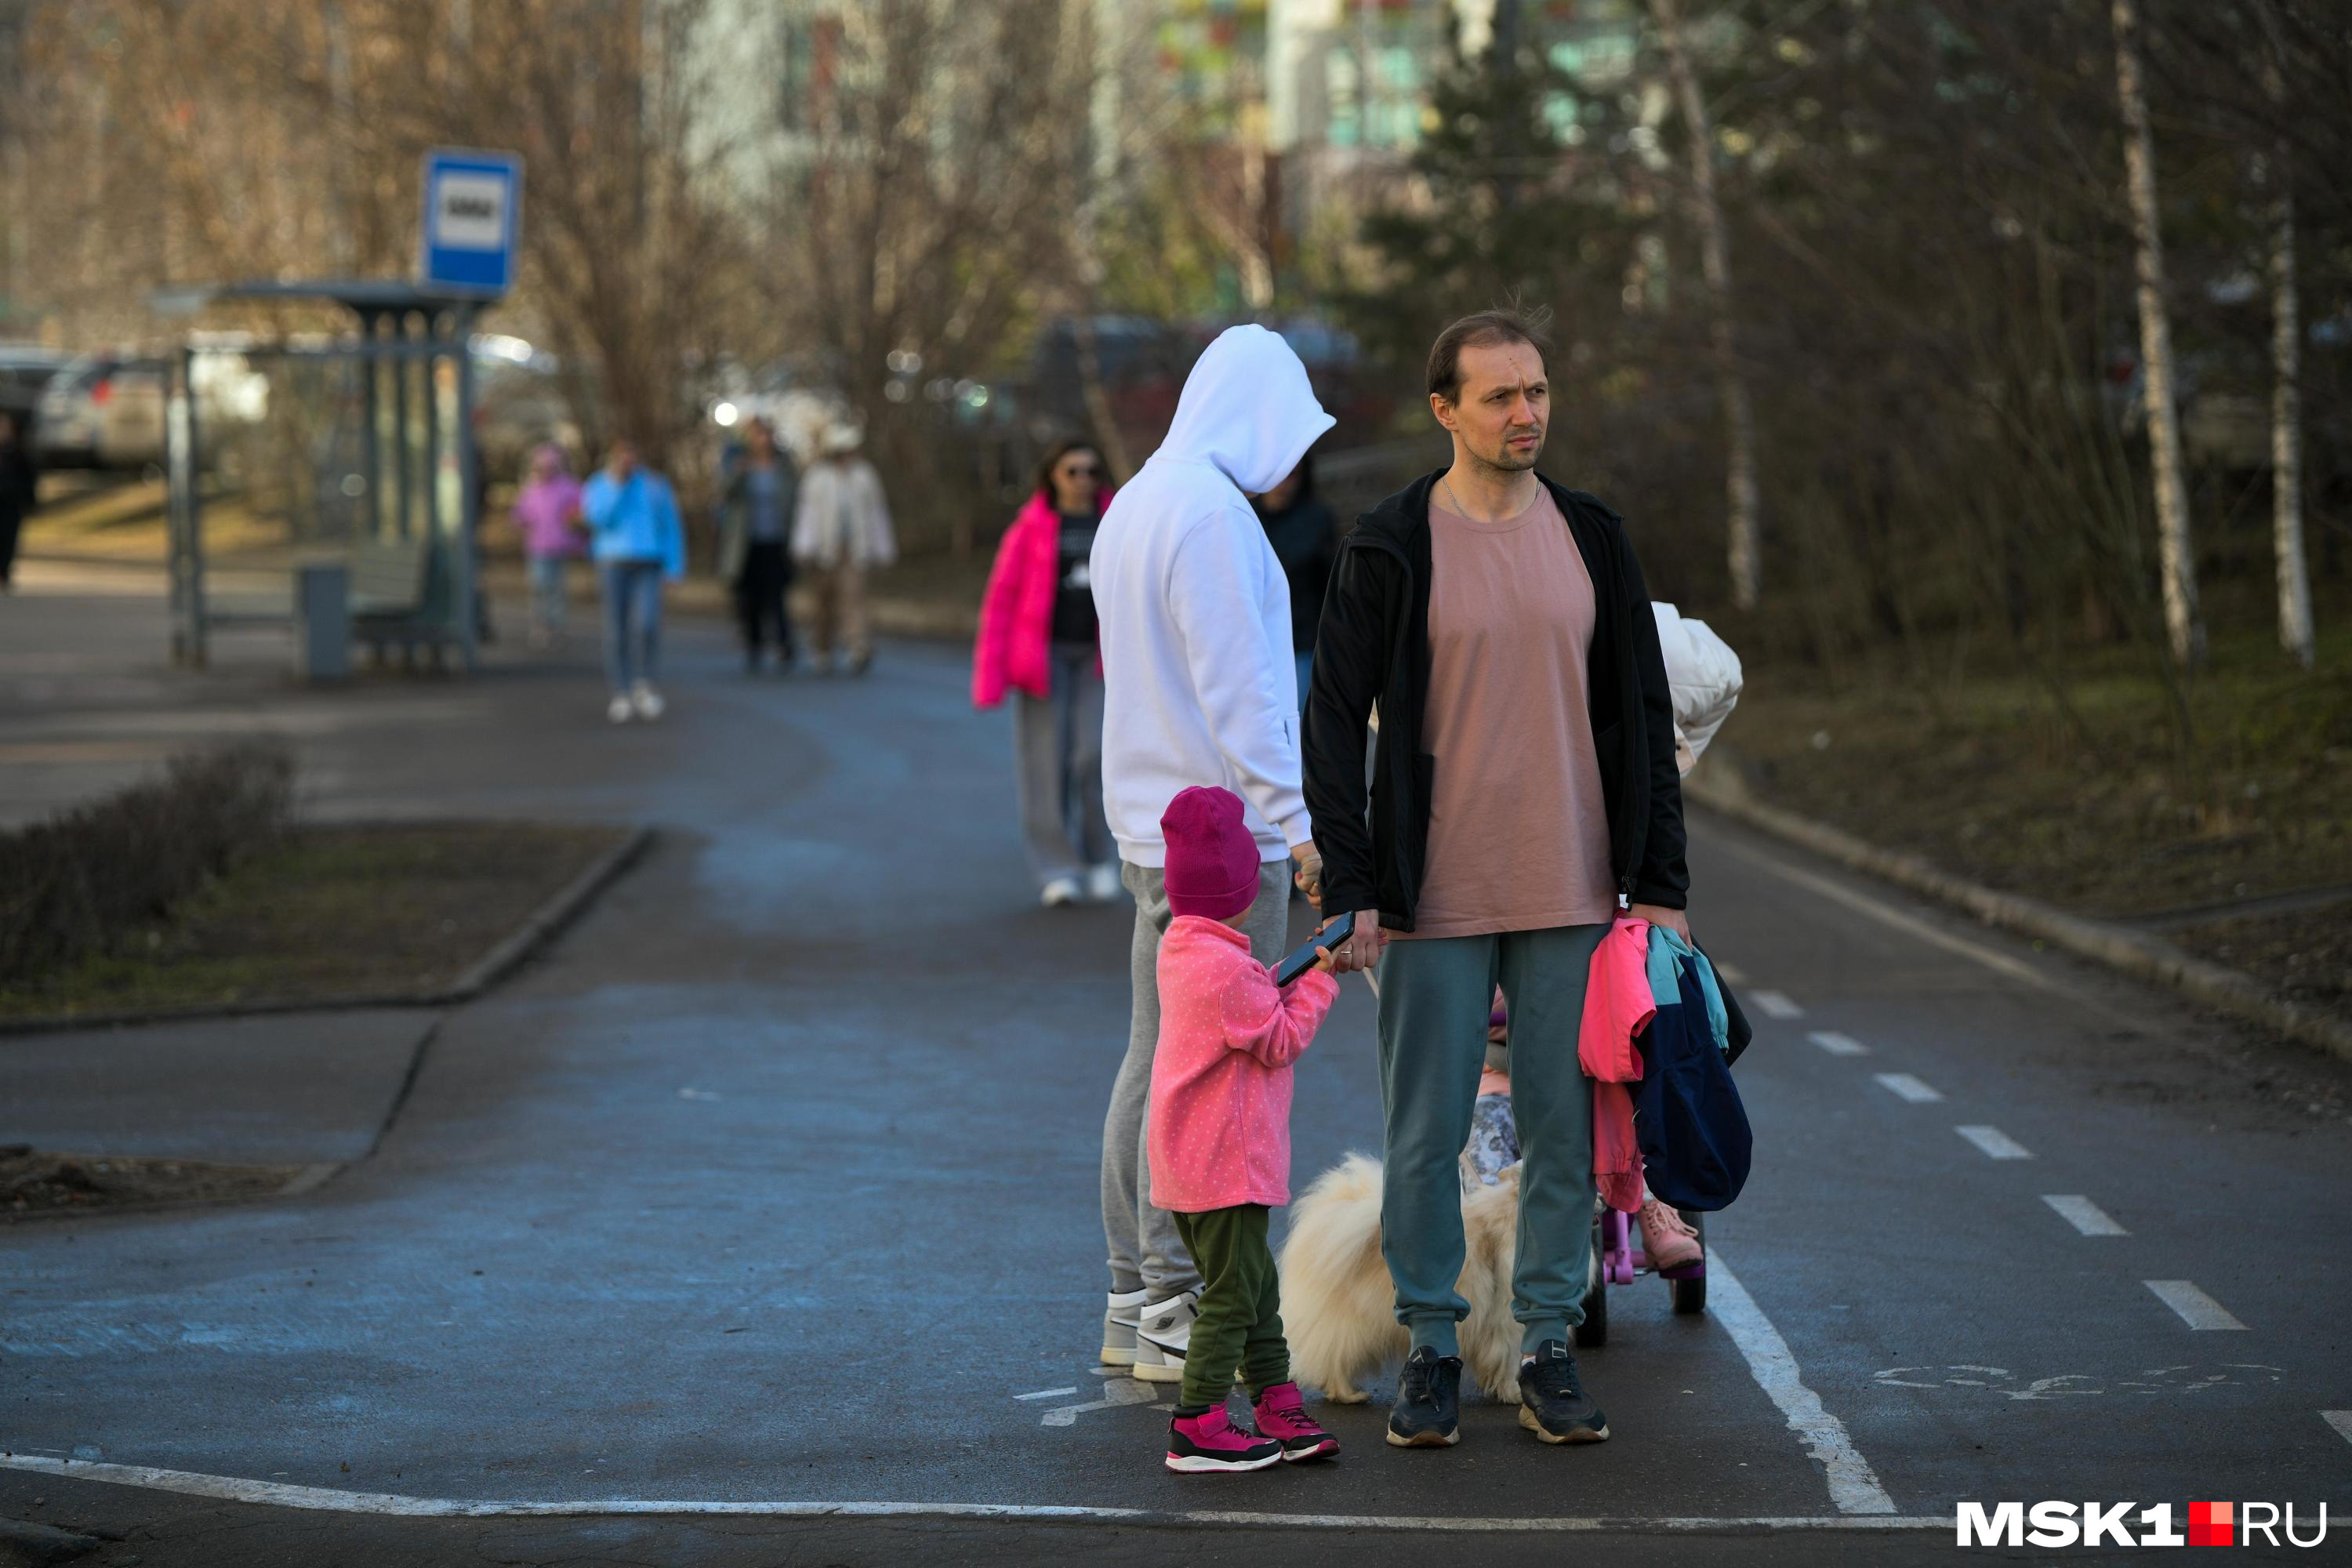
[2110,0,2204,669]
[2258,11,2315,670]
[1652,0,1761,611]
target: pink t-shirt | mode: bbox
[1147,916,1340,1213]
[1403,488,1618,938]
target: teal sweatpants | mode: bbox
[1375,923,1608,1355]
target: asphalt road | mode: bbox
[3,569,2349,1565]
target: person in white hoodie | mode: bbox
[1089,325,1335,1384]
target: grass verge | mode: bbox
[1716,622,2352,1026]
[0,821,629,1021]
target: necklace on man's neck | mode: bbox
[1439,468,1534,525]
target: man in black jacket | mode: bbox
[1301,309,1691,1451]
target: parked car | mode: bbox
[34,354,169,470]
[0,345,73,443]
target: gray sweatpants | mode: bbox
[1013,645,1111,887]
[1103,858,1291,1299]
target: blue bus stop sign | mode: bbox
[420,148,522,294]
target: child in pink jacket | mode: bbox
[1148,786,1341,1474]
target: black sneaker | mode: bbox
[1518,1340,1609,1443]
[1386,1345,1461,1447]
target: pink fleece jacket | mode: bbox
[971,491,1109,708]
[1147,916,1340,1212]
[1582,916,1655,1214]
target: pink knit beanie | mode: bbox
[1160,786,1261,921]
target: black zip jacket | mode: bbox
[1301,471,1688,931]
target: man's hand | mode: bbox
[1629,902,1691,942]
[1290,841,1323,909]
[1331,908,1386,975]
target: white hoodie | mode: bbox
[1091,325,1337,866]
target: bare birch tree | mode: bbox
[2110,0,2205,669]
[2256,2,2314,670]
[1652,0,1761,611]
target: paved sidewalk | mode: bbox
[0,1011,430,1166]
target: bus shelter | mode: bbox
[152,281,496,674]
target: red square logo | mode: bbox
[2190,1501,2234,1547]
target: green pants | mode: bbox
[1171,1205,1288,1410]
[1376,923,1607,1356]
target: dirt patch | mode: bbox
[2,1144,306,1220]
[2172,902,2352,1022]
[0,821,627,1021]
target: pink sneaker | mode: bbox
[1165,1406,1283,1474]
[1637,1199,1703,1272]
[1251,1381,1339,1462]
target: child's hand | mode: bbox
[1314,946,1340,974]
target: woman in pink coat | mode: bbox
[973,440,1116,906]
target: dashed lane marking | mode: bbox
[2042,1196,2128,1236]
[1713,960,1749,985]
[1872,1073,1943,1103]
[1955,1125,2032,1160]
[1751,989,1805,1019]
[2323,1411,2352,1447]
[1808,1031,1870,1056]
[0,1454,1952,1532]
[1013,1387,1079,1402]
[1703,1248,1900,1515]
[2143,1280,2247,1332]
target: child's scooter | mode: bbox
[1576,1203,1706,1348]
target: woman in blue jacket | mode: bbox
[580,437,687,724]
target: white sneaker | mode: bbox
[1040,875,1083,908]
[1086,863,1123,903]
[605,695,633,724]
[1102,1287,1149,1367]
[1131,1290,1199,1384]
[630,681,666,721]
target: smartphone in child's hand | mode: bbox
[1272,916,1353,987]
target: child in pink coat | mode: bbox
[1148,786,1342,1474]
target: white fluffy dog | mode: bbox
[1279,1153,1528,1406]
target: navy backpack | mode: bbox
[1631,940,1753,1211]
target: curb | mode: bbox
[0,825,653,1039]
[1683,769,2352,1063]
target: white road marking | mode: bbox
[0,1453,1951,1531]
[1012,1386,1079,1402]
[1872,1073,1943,1103]
[1703,1249,1899,1515]
[1955,1125,2032,1160]
[1714,960,1749,985]
[1751,989,1805,1019]
[1040,1377,1161,1426]
[2143,1280,2247,1331]
[2323,1411,2352,1447]
[2042,1196,2128,1236]
[1707,834,2074,997]
[1809,1031,1870,1057]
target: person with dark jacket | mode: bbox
[717,419,800,672]
[1251,454,1337,706]
[1299,309,1691,1454]
[0,412,35,590]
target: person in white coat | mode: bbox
[792,425,898,676]
[1087,325,1336,1384]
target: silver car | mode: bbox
[34,354,168,470]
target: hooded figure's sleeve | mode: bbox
[1165,509,1312,852]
